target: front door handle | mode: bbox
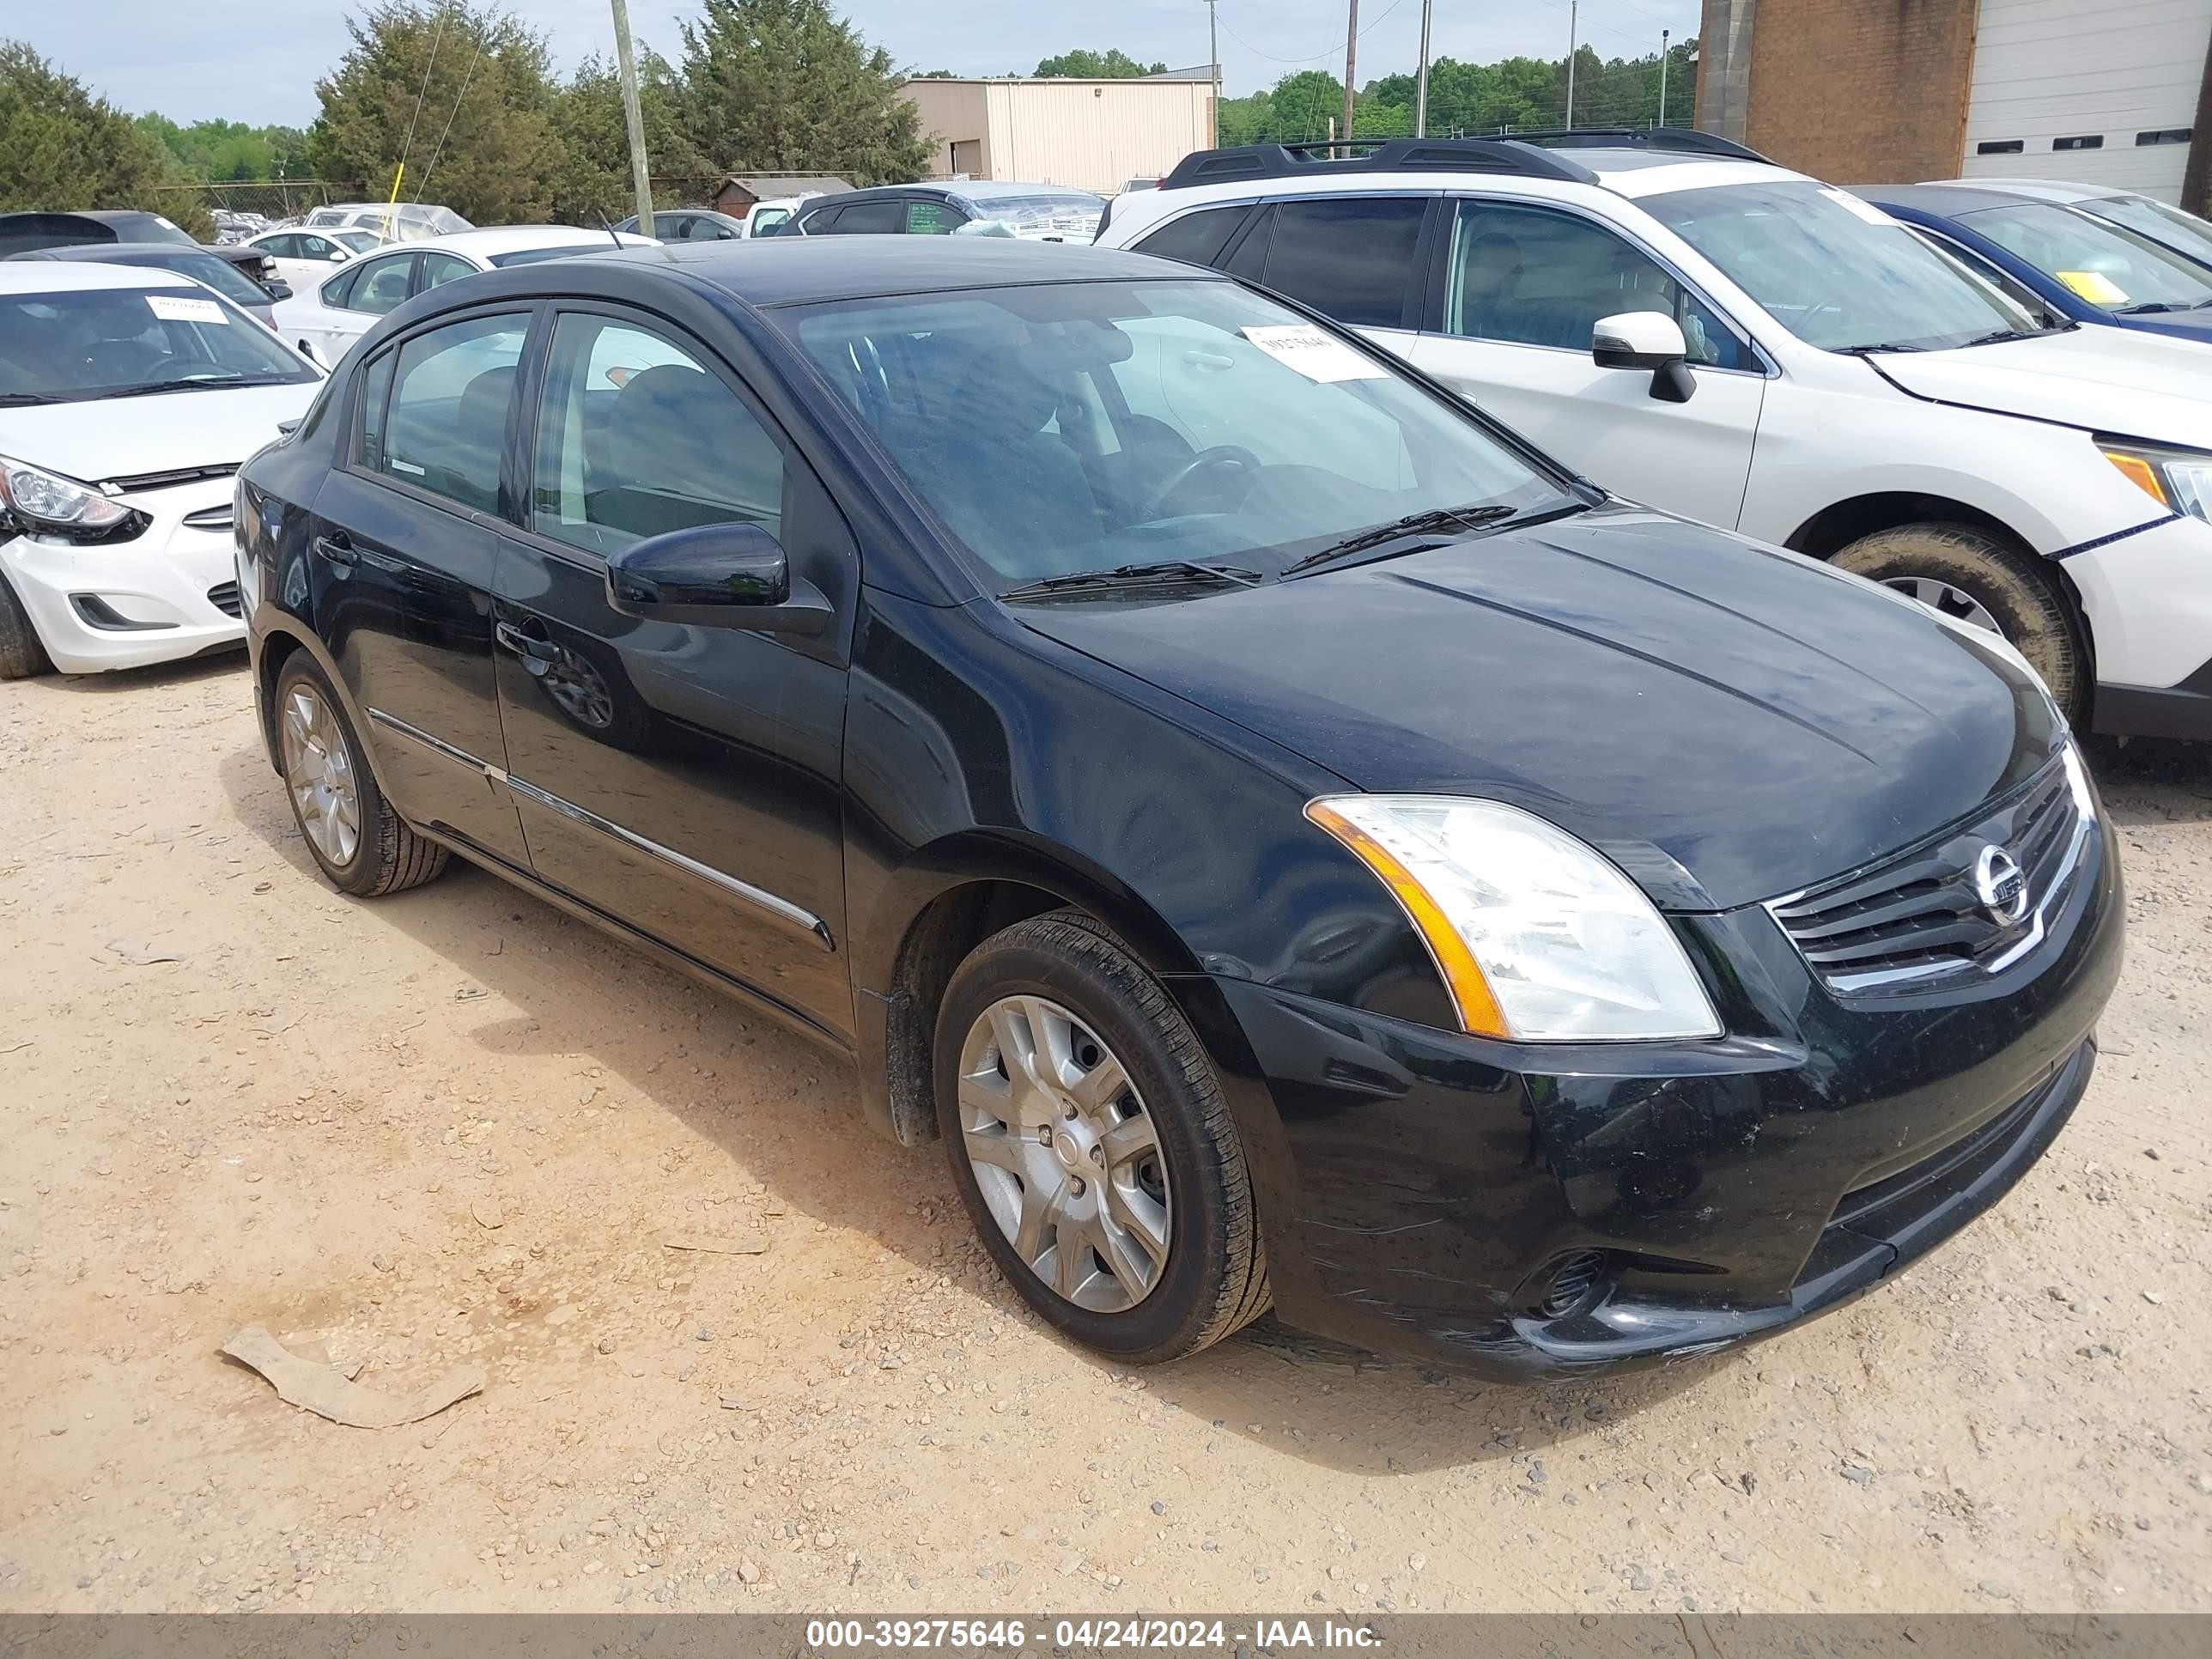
[495,619,560,672]
[313,532,356,567]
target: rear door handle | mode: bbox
[313,532,356,567]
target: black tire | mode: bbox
[273,654,448,897]
[0,574,52,680]
[1831,523,2088,723]
[933,911,1271,1364]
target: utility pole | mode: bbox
[1566,0,1579,127]
[610,0,654,237]
[1342,0,1359,150]
[1659,28,1670,126]
[1206,0,1221,147]
[1416,0,1433,137]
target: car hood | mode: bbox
[1870,326,2212,447]
[1015,507,2066,912]
[0,381,318,485]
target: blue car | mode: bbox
[1854,182,2212,343]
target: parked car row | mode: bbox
[1095,130,2212,742]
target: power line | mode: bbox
[393,1,453,179]
[1216,0,1407,70]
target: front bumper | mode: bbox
[1176,808,2124,1380]
[1,481,245,673]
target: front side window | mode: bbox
[750,207,793,237]
[346,254,416,317]
[374,313,527,514]
[1443,201,1743,368]
[780,278,1571,586]
[1960,201,2212,313]
[530,314,785,556]
[1645,180,2041,351]
[1257,197,1427,329]
[907,200,966,234]
[1133,206,1250,269]
[0,284,317,404]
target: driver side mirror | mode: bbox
[1593,312,1696,404]
[329,249,349,261]
[605,521,830,635]
[264,279,294,302]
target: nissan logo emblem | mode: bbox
[1973,844,2030,925]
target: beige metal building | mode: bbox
[901,72,1217,195]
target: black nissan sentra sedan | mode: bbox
[234,239,2122,1377]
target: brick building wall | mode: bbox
[1697,0,1980,182]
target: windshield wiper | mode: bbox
[2112,301,2190,315]
[997,560,1263,601]
[0,392,52,406]
[82,377,246,400]
[1279,503,1523,580]
[1836,342,1930,356]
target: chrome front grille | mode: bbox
[1771,750,2094,998]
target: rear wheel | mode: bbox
[934,911,1271,1364]
[1831,523,2087,722]
[0,574,52,680]
[274,655,447,897]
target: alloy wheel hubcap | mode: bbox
[957,995,1170,1312]
[1884,576,2000,635]
[280,684,361,866]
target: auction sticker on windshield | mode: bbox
[146,295,228,325]
[1241,324,1388,383]
[1820,186,1898,228]
[2057,270,2130,305]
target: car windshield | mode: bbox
[776,277,1576,587]
[121,251,272,310]
[1644,179,2041,351]
[1960,201,2212,312]
[2080,193,2212,270]
[956,193,1107,236]
[0,285,316,403]
[332,229,384,253]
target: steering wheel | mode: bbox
[1139,445,1263,520]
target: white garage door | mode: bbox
[1961,0,2212,202]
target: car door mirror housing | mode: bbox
[605,522,830,635]
[1592,312,1697,405]
[264,279,294,301]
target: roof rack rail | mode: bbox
[1504,126,1773,164]
[1158,137,1595,192]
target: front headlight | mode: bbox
[2100,439,2212,521]
[0,454,134,536]
[1307,795,1723,1042]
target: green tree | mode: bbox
[306,1,566,224]
[0,40,210,232]
[677,0,929,186]
[1033,48,1166,78]
[548,49,691,223]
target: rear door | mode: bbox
[1404,198,1766,527]
[304,249,416,364]
[307,306,533,866]
[489,304,859,1040]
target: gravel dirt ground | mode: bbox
[1,654,2208,1618]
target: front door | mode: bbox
[1406,198,1766,530]
[490,306,857,1041]
[309,306,532,866]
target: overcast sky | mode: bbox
[21,0,1701,127]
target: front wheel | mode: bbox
[0,574,52,680]
[934,912,1271,1364]
[1831,523,2087,723]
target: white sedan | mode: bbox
[273,225,657,367]
[0,264,323,678]
[234,226,368,293]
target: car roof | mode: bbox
[609,236,1218,307]
[375,226,654,260]
[1850,182,2035,216]
[816,179,1104,208]
[0,260,198,295]
[21,241,223,264]
[1918,177,2126,204]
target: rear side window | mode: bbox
[348,254,416,317]
[828,198,904,235]
[375,313,529,514]
[419,252,476,290]
[1259,198,1427,328]
[798,204,842,234]
[1133,206,1249,268]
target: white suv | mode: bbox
[1097,129,2212,739]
